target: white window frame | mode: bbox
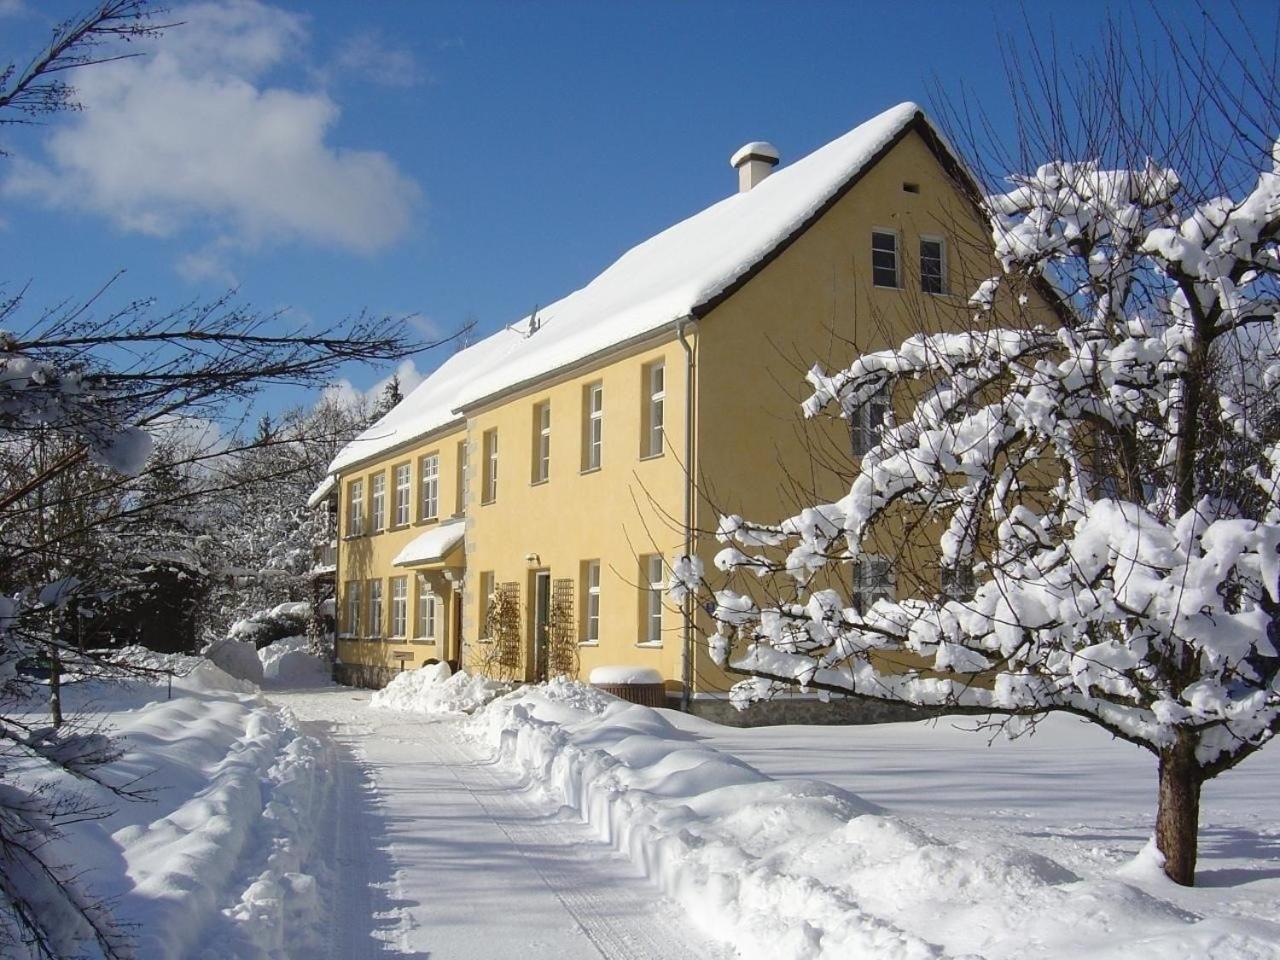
[345,581,361,637]
[584,560,601,642]
[533,401,551,483]
[584,383,603,471]
[394,463,412,527]
[482,429,498,503]
[645,362,665,458]
[390,576,408,638]
[920,235,946,295]
[871,229,900,289]
[416,577,438,641]
[347,479,365,537]
[368,579,384,638]
[642,554,663,645]
[851,384,892,457]
[370,472,386,533]
[420,453,439,521]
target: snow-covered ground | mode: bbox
[14,653,1276,959]
[7,656,334,960]
[468,681,1280,960]
[271,685,722,959]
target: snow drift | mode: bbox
[470,680,1280,960]
[6,660,332,959]
[370,664,507,715]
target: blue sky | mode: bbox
[0,0,1255,415]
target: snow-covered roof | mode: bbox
[391,519,466,568]
[306,474,336,508]
[330,102,926,475]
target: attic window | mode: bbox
[902,182,920,194]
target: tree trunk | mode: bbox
[1155,739,1202,885]
[49,646,63,729]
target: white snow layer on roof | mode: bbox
[306,474,335,508]
[391,519,466,567]
[329,102,922,474]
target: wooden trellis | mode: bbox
[547,577,578,679]
[476,581,522,682]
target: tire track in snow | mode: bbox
[428,732,722,960]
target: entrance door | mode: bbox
[449,592,463,669]
[532,570,551,681]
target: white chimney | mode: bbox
[730,141,780,192]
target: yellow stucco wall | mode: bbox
[460,336,691,692]
[330,125,1057,697]
[690,127,1056,696]
[334,422,468,672]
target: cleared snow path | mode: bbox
[268,687,720,960]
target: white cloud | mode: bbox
[321,356,427,414]
[334,32,424,88]
[4,0,420,255]
[0,0,26,17]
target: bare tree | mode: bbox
[0,4,439,954]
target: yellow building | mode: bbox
[319,102,1039,717]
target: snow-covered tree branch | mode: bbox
[690,77,1280,889]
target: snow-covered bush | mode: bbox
[229,602,313,650]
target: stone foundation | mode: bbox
[682,695,943,727]
[334,661,402,689]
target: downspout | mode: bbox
[676,314,696,712]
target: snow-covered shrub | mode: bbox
[229,602,313,650]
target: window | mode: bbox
[920,237,945,294]
[851,384,891,457]
[416,577,437,640]
[390,576,408,637]
[583,560,601,642]
[370,472,386,532]
[347,480,365,536]
[420,453,439,521]
[872,230,899,288]
[394,463,412,527]
[482,429,498,503]
[941,564,976,601]
[643,362,665,458]
[854,555,894,613]
[642,554,663,644]
[345,581,361,636]
[367,579,384,638]
[454,440,467,516]
[478,570,495,639]
[532,401,551,483]
[583,382,603,471]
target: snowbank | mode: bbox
[7,679,331,959]
[471,680,1280,960]
[588,665,663,685]
[258,634,330,688]
[370,665,507,715]
[204,636,264,685]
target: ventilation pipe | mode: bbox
[730,141,779,192]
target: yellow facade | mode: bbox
[335,422,468,674]
[326,120,1055,700]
